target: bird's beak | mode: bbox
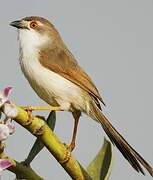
[10,20,28,29]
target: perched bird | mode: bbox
[10,16,153,176]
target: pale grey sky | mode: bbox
[0,0,153,179]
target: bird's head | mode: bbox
[10,16,60,49]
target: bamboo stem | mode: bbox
[13,106,91,180]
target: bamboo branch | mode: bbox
[13,106,91,180]
[0,148,43,180]
[24,112,56,166]
[9,159,43,180]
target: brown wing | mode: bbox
[39,43,105,107]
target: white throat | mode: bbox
[18,29,49,58]
[19,29,49,47]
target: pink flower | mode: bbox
[6,122,16,135]
[0,87,17,141]
[0,87,18,118]
[0,159,12,170]
[0,122,15,141]
[0,159,12,178]
[0,124,10,141]
[3,103,18,118]
[0,87,12,107]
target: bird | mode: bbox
[10,16,153,176]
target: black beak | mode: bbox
[10,20,28,29]
[10,20,23,29]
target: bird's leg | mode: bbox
[60,111,81,164]
[68,111,81,152]
[21,106,63,111]
[21,106,62,126]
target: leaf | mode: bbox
[87,138,114,180]
[23,111,56,165]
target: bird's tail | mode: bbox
[90,101,153,176]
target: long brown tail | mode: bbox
[90,101,153,176]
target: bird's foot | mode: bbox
[60,143,75,164]
[22,106,34,126]
[67,142,75,152]
[59,144,72,164]
[21,105,62,126]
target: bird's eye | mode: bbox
[30,21,37,29]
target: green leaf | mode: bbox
[87,138,114,180]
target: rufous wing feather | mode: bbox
[39,43,105,106]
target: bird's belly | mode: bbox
[20,60,89,112]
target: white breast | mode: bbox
[18,29,89,112]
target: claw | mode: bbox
[23,107,33,126]
[59,145,72,164]
[67,142,75,152]
[21,105,62,126]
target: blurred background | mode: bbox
[0,0,153,179]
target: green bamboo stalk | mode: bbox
[9,160,43,180]
[13,106,91,180]
[24,111,56,166]
[0,152,43,180]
